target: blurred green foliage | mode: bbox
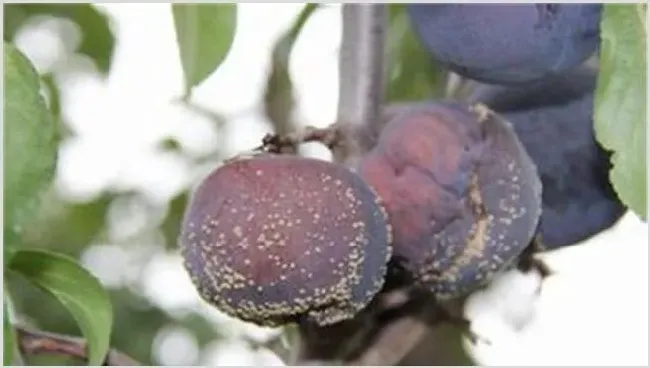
[3,4,115,75]
[3,42,58,264]
[4,37,112,366]
[4,298,16,365]
[385,4,447,102]
[263,4,319,136]
[3,4,228,365]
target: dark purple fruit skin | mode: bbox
[470,67,626,249]
[357,102,541,299]
[406,4,602,85]
[179,154,392,327]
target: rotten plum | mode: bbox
[357,102,542,299]
[179,154,392,327]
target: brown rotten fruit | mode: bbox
[357,102,542,299]
[179,154,392,327]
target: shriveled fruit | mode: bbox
[357,102,542,299]
[179,154,392,327]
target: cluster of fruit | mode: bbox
[177,4,625,334]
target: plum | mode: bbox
[178,154,392,327]
[357,102,542,299]
[406,4,602,85]
[470,67,626,249]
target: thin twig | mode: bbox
[16,326,140,366]
[253,104,420,157]
[349,317,430,365]
[257,124,342,155]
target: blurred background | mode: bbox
[4,3,648,366]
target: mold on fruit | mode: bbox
[357,102,542,299]
[179,154,392,327]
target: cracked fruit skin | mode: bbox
[406,4,602,85]
[179,154,392,327]
[357,103,542,299]
[470,67,626,249]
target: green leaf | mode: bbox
[3,42,58,263]
[263,4,319,135]
[3,297,16,365]
[21,192,114,255]
[161,192,189,249]
[8,250,113,366]
[594,4,647,220]
[172,4,237,96]
[386,4,448,102]
[3,4,115,75]
[3,5,30,41]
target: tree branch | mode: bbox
[15,326,140,366]
[335,4,387,165]
[348,313,430,365]
[258,125,343,155]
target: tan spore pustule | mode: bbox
[179,154,392,327]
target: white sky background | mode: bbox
[13,3,649,366]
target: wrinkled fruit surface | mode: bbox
[357,102,542,299]
[179,154,392,327]
[470,67,626,249]
[406,4,602,85]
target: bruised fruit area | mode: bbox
[357,103,542,299]
[179,154,392,327]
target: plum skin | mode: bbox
[406,4,602,85]
[179,154,392,327]
[357,102,542,299]
[470,67,626,249]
